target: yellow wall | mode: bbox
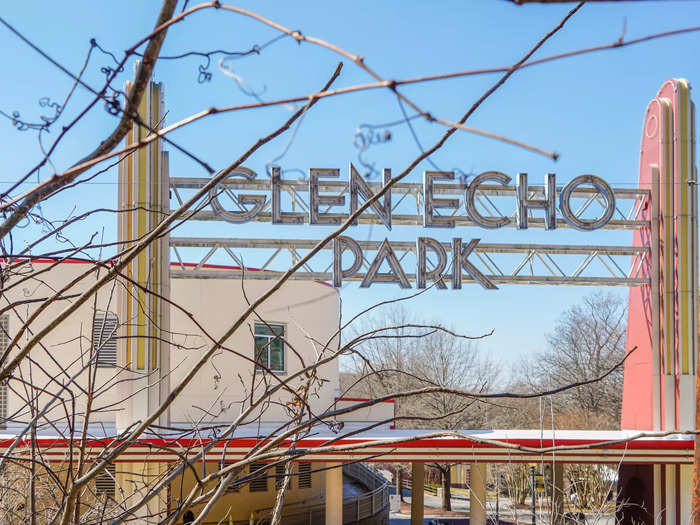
[169,460,325,522]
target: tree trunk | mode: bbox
[441,467,452,511]
[397,467,404,502]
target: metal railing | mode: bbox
[401,477,438,496]
[222,463,389,525]
[342,462,389,523]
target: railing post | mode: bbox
[411,462,425,525]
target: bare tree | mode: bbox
[346,307,497,426]
[491,293,626,521]
[535,292,627,429]
[0,2,690,524]
[344,307,498,510]
[495,292,627,433]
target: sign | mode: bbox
[534,474,545,494]
[209,164,617,290]
[389,494,401,512]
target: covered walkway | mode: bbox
[2,426,692,524]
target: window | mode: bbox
[95,463,116,498]
[93,311,118,368]
[298,462,312,489]
[249,462,268,492]
[254,323,285,372]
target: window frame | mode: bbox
[253,322,286,373]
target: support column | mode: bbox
[325,462,343,525]
[411,462,424,525]
[116,80,170,433]
[552,463,564,525]
[665,465,677,525]
[117,461,169,525]
[470,462,487,525]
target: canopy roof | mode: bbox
[1,424,692,464]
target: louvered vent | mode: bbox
[0,383,6,430]
[0,315,8,356]
[275,463,287,490]
[0,315,9,429]
[224,464,240,492]
[93,312,118,368]
[95,463,116,498]
[249,462,268,492]
[298,462,312,489]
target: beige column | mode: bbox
[117,461,169,524]
[552,463,565,525]
[411,462,425,525]
[470,462,487,525]
[116,81,170,434]
[664,465,677,525]
[325,462,343,525]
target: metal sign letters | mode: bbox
[198,164,616,289]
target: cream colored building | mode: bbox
[0,259,393,524]
[0,81,394,524]
[1,260,344,426]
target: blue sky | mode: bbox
[1,1,699,366]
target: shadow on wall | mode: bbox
[616,465,652,525]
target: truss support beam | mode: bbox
[169,237,648,286]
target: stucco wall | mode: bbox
[168,460,325,522]
[168,276,340,425]
[333,399,394,424]
[2,260,128,424]
[1,261,340,426]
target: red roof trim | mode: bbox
[1,436,692,450]
[171,262,334,288]
[0,257,105,265]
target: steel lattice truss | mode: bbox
[170,237,648,286]
[169,177,649,286]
